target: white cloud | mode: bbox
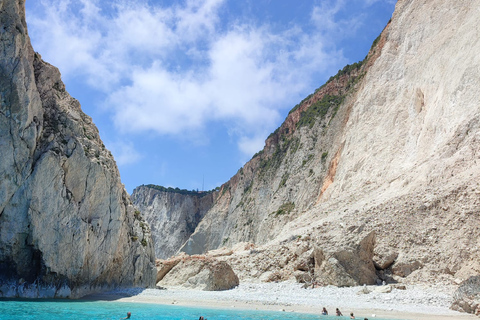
[109,63,209,135]
[311,0,346,32]
[27,0,353,157]
[311,0,365,40]
[362,0,396,6]
[174,0,225,42]
[105,140,143,166]
[238,135,267,157]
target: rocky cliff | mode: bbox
[178,36,374,255]
[143,0,480,290]
[131,185,217,259]
[0,0,156,298]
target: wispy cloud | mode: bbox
[105,140,143,166]
[27,0,356,160]
[362,0,397,6]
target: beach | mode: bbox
[96,282,477,320]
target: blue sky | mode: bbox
[25,0,396,194]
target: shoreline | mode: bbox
[86,282,478,320]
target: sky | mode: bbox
[25,0,396,194]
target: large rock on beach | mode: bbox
[156,257,183,283]
[313,231,377,286]
[158,257,239,291]
[391,258,423,278]
[0,0,156,298]
[373,247,398,270]
[451,276,480,315]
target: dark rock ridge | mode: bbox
[131,185,217,259]
[0,0,156,298]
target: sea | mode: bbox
[0,299,403,320]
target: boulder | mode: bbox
[293,270,313,284]
[357,286,371,295]
[259,271,282,283]
[156,257,182,283]
[313,231,377,286]
[158,257,239,291]
[391,259,423,277]
[374,285,393,293]
[451,276,480,315]
[373,249,398,270]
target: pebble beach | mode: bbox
[101,282,477,320]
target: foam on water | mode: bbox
[0,299,403,320]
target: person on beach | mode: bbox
[121,312,131,319]
[335,308,343,316]
[350,312,355,319]
[321,307,328,315]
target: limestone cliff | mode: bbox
[0,0,156,298]
[178,41,372,255]
[159,0,480,288]
[131,185,217,259]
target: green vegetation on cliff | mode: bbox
[258,136,300,174]
[296,94,345,129]
[271,202,295,216]
[142,184,218,197]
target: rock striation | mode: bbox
[131,185,217,259]
[0,0,156,298]
[139,0,480,300]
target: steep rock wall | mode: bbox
[0,0,156,298]
[175,0,480,285]
[178,41,374,254]
[325,0,480,204]
[131,186,217,259]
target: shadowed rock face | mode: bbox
[131,186,217,259]
[0,0,156,298]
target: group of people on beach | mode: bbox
[121,312,209,319]
[122,309,368,319]
[321,307,368,319]
[121,308,372,319]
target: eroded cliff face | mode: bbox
[169,0,480,287]
[178,39,374,255]
[0,0,156,298]
[131,186,217,259]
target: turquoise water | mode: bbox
[0,300,401,320]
